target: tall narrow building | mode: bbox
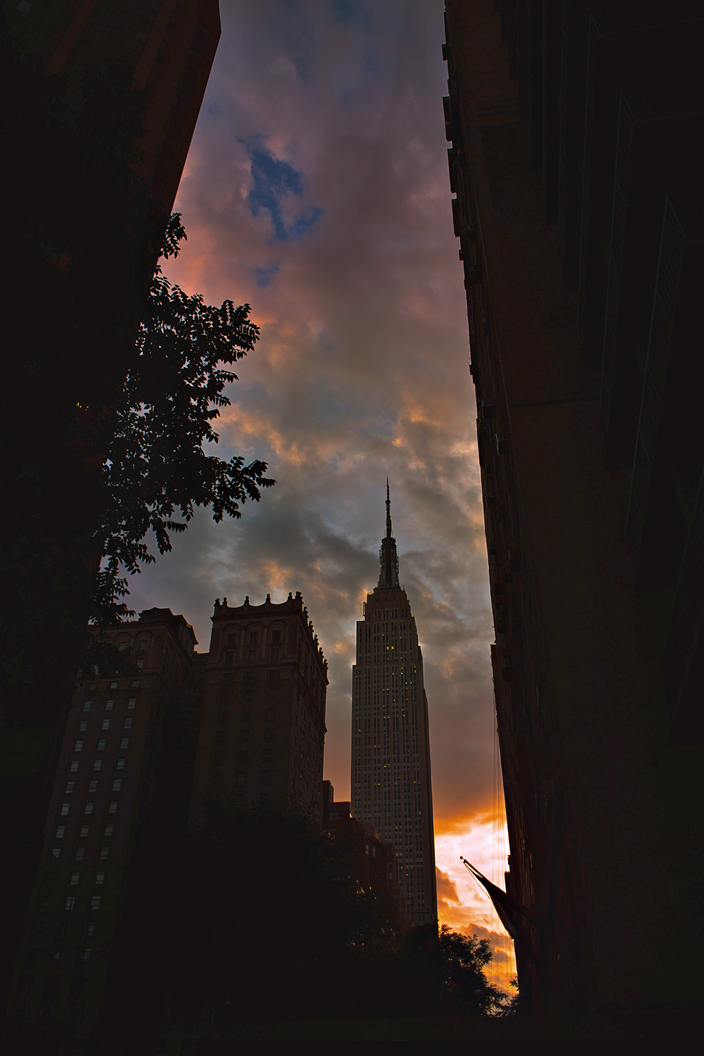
[352,487,437,927]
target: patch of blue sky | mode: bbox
[358,412,396,439]
[331,0,372,31]
[243,142,323,243]
[251,263,280,288]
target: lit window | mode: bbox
[89,780,98,792]
[51,848,60,858]
[65,782,75,794]
[91,896,101,909]
[123,718,132,729]
[110,682,118,689]
[101,720,110,730]
[127,698,136,709]
[79,721,88,731]
[95,872,105,886]
[70,761,79,773]
[70,873,79,885]
[56,826,65,838]
[61,803,70,816]
[131,681,140,688]
[99,847,109,861]
[120,738,129,749]
[83,949,91,961]
[83,702,92,712]
[108,802,117,814]
[104,824,114,836]
[65,897,75,911]
[97,739,106,751]
[80,825,89,837]
[116,758,125,770]
[75,848,84,861]
[93,760,102,772]
[105,699,114,711]
[136,659,143,670]
[112,779,121,792]
[84,803,94,815]
[74,740,83,751]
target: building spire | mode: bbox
[379,480,399,587]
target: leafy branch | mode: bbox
[93,215,275,623]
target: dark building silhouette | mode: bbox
[188,593,328,824]
[6,0,221,231]
[9,592,327,1043]
[8,609,203,1041]
[351,488,438,927]
[322,781,409,933]
[443,0,704,1027]
[1,0,222,1009]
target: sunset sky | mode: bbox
[126,0,514,984]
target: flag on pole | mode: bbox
[460,857,535,945]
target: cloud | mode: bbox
[436,867,460,905]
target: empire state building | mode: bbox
[351,487,437,926]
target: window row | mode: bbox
[65,896,101,911]
[60,801,119,817]
[53,846,109,862]
[82,679,140,696]
[70,756,126,773]
[65,779,123,793]
[75,720,131,747]
[81,697,138,714]
[56,823,115,839]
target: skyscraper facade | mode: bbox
[351,490,437,927]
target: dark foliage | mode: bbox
[93,215,275,624]
[111,807,510,1036]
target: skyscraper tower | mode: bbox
[351,486,437,927]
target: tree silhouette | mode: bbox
[92,215,275,624]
